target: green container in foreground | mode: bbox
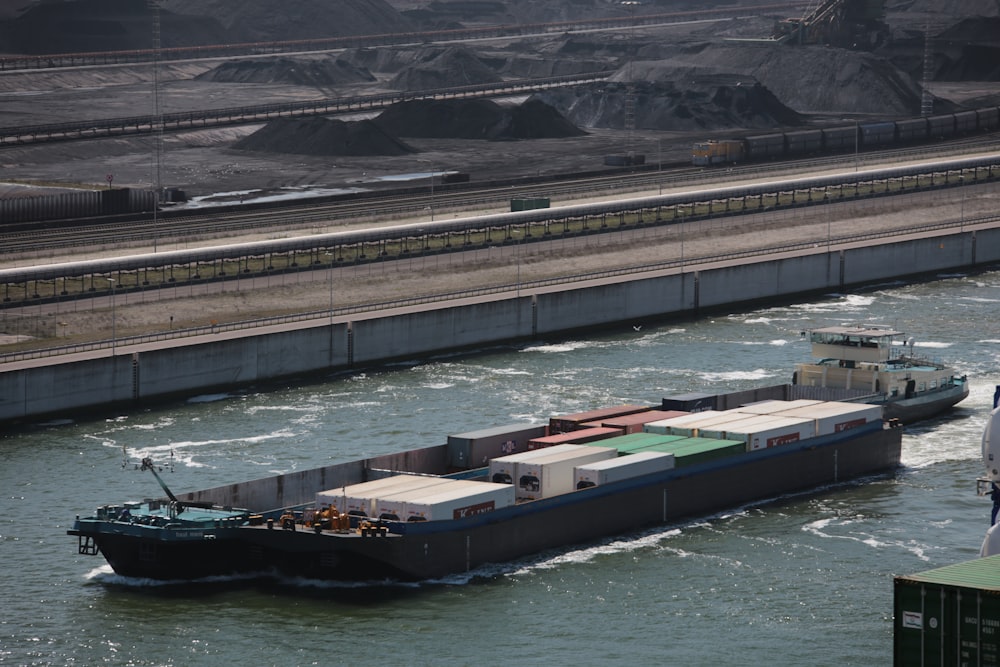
[598,432,686,454]
[638,437,745,467]
[894,554,1000,666]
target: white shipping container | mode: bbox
[515,446,617,500]
[642,410,723,435]
[736,399,823,415]
[402,481,516,522]
[696,414,782,440]
[488,443,590,484]
[574,451,675,489]
[702,415,816,451]
[374,479,482,520]
[319,475,450,517]
[774,402,882,436]
[651,410,770,437]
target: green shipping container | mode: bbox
[510,197,550,212]
[638,437,745,467]
[598,432,687,454]
[894,554,1000,666]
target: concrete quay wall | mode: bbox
[2,229,997,424]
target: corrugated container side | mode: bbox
[316,474,443,513]
[515,447,617,500]
[774,402,881,436]
[574,451,675,488]
[527,426,623,450]
[697,414,791,441]
[737,399,822,415]
[660,410,764,437]
[600,410,689,434]
[402,482,515,522]
[704,416,815,450]
[548,405,650,434]
[447,422,548,469]
[374,480,482,520]
[643,410,723,435]
[599,432,687,454]
[661,392,717,412]
[326,476,452,516]
[488,444,590,484]
[649,438,745,467]
[894,555,1000,666]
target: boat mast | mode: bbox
[140,456,179,503]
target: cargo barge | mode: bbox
[71,391,902,583]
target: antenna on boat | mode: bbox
[140,456,180,504]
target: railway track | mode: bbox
[2,137,995,259]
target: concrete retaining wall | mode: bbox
[2,230,997,424]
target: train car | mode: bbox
[895,117,928,143]
[691,140,745,166]
[744,133,786,160]
[784,129,823,156]
[954,110,978,134]
[976,106,1000,132]
[821,125,858,153]
[928,113,957,139]
[859,121,896,148]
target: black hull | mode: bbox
[69,528,255,581]
[237,426,901,582]
[881,384,970,425]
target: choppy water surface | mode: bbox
[3,270,1000,666]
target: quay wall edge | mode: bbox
[2,230,996,425]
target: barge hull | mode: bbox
[240,425,901,581]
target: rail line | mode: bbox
[1,153,996,310]
[2,138,994,257]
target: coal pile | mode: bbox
[195,57,375,86]
[388,46,502,90]
[159,0,413,43]
[534,78,805,132]
[234,117,415,156]
[374,99,587,140]
[933,17,1000,81]
[0,0,227,53]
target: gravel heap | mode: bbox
[234,117,415,156]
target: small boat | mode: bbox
[792,326,968,424]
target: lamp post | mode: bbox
[108,277,116,354]
[511,228,522,296]
[960,174,966,233]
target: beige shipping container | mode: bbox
[374,479,484,521]
[515,446,617,500]
[701,415,816,451]
[642,410,724,435]
[317,475,450,517]
[774,401,882,436]
[402,481,516,522]
[488,443,591,484]
[736,399,823,415]
[574,451,675,489]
